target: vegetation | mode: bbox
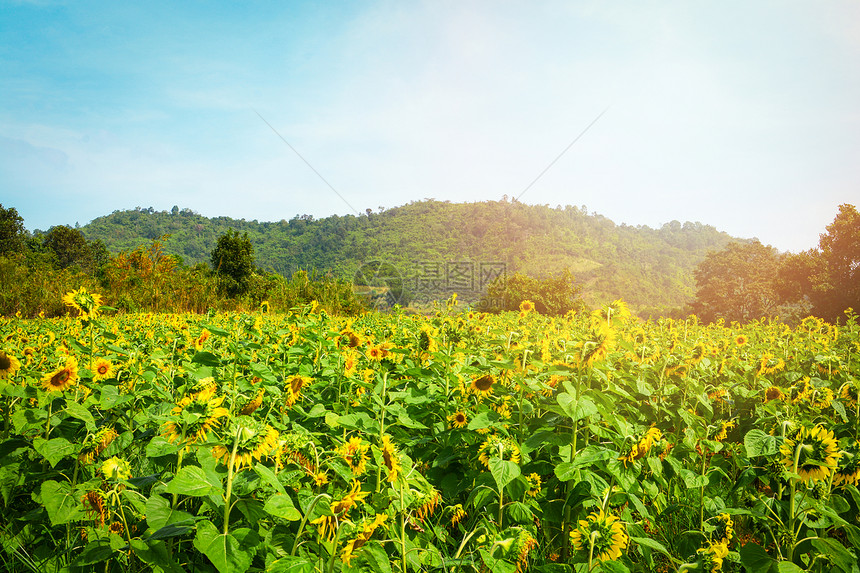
[691,204,859,325]
[76,199,739,315]
[480,269,586,316]
[1,294,859,572]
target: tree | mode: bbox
[42,225,106,271]
[480,269,585,315]
[211,229,254,296]
[809,203,860,321]
[0,204,27,255]
[691,241,783,323]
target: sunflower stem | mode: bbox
[223,429,241,535]
[291,494,329,557]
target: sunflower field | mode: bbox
[1,291,859,573]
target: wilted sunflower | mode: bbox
[163,395,229,444]
[92,358,114,381]
[512,528,539,573]
[42,356,79,392]
[763,386,785,403]
[81,490,107,525]
[101,456,132,481]
[63,287,102,320]
[687,342,708,365]
[448,411,468,429]
[380,434,402,483]
[341,513,388,566]
[471,374,495,395]
[0,351,21,379]
[478,435,521,468]
[577,320,615,367]
[619,426,661,466]
[709,513,734,546]
[570,510,628,562]
[212,417,279,471]
[284,375,312,407]
[780,425,841,482]
[238,389,264,415]
[450,504,466,526]
[339,436,370,476]
[833,441,860,487]
[79,427,118,464]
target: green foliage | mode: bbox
[0,204,27,255]
[78,200,738,314]
[42,225,108,272]
[691,241,784,323]
[211,229,254,296]
[812,203,860,321]
[480,269,586,315]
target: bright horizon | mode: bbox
[2,1,858,253]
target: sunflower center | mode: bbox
[0,353,10,370]
[475,376,493,391]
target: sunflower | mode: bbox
[62,287,102,320]
[341,328,363,348]
[42,356,79,392]
[833,441,860,487]
[380,434,402,483]
[187,376,217,401]
[311,480,369,541]
[339,436,370,476]
[513,528,539,573]
[285,375,312,407]
[757,354,785,376]
[450,504,466,526]
[709,513,734,546]
[478,435,521,468]
[238,389,264,415]
[619,426,662,465]
[212,417,279,471]
[92,358,114,381]
[570,510,628,562]
[0,351,21,378]
[780,425,841,482]
[687,342,708,365]
[193,329,210,351]
[81,490,107,525]
[341,513,387,566]
[313,471,329,487]
[471,374,495,395]
[694,541,729,572]
[101,456,132,481]
[712,420,735,442]
[519,300,536,314]
[412,488,442,522]
[79,426,118,464]
[448,411,468,429]
[162,395,229,445]
[343,349,359,377]
[763,386,785,403]
[734,334,748,347]
[577,320,615,367]
[417,324,438,356]
[525,472,542,497]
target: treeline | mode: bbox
[79,199,738,315]
[689,203,859,325]
[0,205,365,317]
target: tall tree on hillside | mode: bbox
[43,225,109,271]
[811,203,860,321]
[0,204,27,255]
[691,241,783,323]
[211,228,254,296]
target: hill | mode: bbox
[80,200,740,314]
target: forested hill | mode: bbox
[80,200,740,314]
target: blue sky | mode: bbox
[2,0,858,253]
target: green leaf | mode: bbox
[359,542,392,573]
[569,445,617,469]
[744,429,779,458]
[810,538,857,572]
[680,469,710,489]
[166,465,219,497]
[267,556,315,573]
[41,480,85,525]
[776,563,805,573]
[738,542,775,573]
[254,462,286,494]
[146,494,194,531]
[130,539,186,573]
[488,458,521,491]
[557,393,598,422]
[263,493,302,521]
[146,436,182,458]
[630,536,673,558]
[193,519,254,573]
[467,411,498,431]
[64,401,96,431]
[192,352,222,366]
[73,539,114,566]
[33,437,76,468]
